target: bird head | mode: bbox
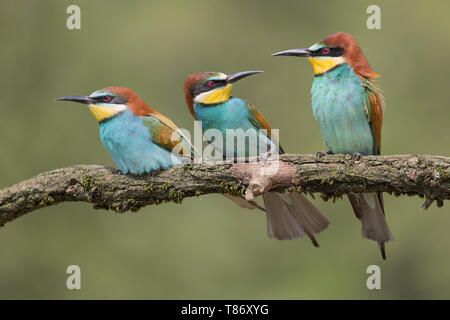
[56,86,152,122]
[272,32,378,78]
[184,70,263,118]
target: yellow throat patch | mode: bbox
[88,104,126,122]
[195,84,233,104]
[308,56,346,75]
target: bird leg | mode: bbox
[351,152,364,161]
[147,169,162,182]
[260,143,279,164]
[316,150,333,158]
[259,151,270,163]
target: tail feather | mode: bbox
[223,194,265,211]
[263,192,306,240]
[287,193,331,247]
[348,192,393,259]
[263,192,330,246]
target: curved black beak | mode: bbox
[272,48,311,57]
[55,96,95,105]
[226,70,263,84]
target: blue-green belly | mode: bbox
[311,63,375,155]
[193,97,277,158]
[99,110,182,174]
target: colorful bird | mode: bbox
[184,70,330,245]
[56,86,193,174]
[273,32,393,258]
[56,86,260,211]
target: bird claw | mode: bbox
[351,152,364,161]
[147,169,162,182]
[260,151,271,163]
[316,150,332,158]
[260,143,279,163]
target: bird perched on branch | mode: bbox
[56,87,193,174]
[273,32,393,258]
[56,86,261,211]
[184,70,330,245]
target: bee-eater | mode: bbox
[56,86,260,211]
[184,71,330,245]
[273,32,393,258]
[56,86,193,174]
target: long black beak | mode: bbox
[226,70,263,84]
[55,96,95,104]
[272,48,311,57]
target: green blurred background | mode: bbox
[0,0,449,299]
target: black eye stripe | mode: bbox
[92,95,127,104]
[192,80,227,97]
[203,79,226,87]
[310,46,344,57]
[93,96,104,103]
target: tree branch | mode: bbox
[1,154,449,227]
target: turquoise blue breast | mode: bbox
[99,110,182,174]
[193,97,277,158]
[311,63,376,155]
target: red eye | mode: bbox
[322,48,330,54]
[207,81,215,87]
[103,96,111,102]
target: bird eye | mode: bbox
[322,48,330,55]
[207,80,215,87]
[103,95,111,102]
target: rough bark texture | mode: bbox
[0,154,449,227]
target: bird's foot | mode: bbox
[147,169,162,182]
[260,150,272,164]
[260,143,280,163]
[351,152,364,161]
[222,155,237,164]
[316,150,333,158]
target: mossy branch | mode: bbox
[0,154,449,227]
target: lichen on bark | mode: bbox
[0,154,448,227]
